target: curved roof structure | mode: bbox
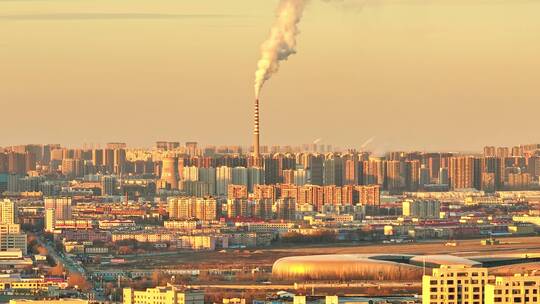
[272,254,424,281]
[409,255,481,268]
[272,253,540,281]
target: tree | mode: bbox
[68,273,91,291]
[118,246,134,255]
[37,246,49,255]
[48,264,65,276]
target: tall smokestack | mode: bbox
[253,98,261,160]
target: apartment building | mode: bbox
[123,285,204,304]
[0,224,27,255]
[485,273,540,304]
[424,265,540,304]
[423,265,493,304]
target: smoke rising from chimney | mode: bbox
[253,0,365,99]
[254,0,307,99]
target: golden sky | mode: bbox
[1,0,539,151]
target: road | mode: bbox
[37,234,85,275]
[37,235,107,302]
[190,281,421,290]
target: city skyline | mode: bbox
[2,0,540,150]
[3,1,540,303]
[3,140,540,155]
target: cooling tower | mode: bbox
[160,156,179,189]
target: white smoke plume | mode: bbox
[254,0,307,99]
[360,136,375,149]
[254,0,366,99]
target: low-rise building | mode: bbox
[123,285,204,304]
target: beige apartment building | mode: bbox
[485,273,540,304]
[423,265,493,304]
[123,285,204,304]
[424,265,540,304]
[167,197,217,221]
[0,224,27,255]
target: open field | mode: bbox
[101,236,540,272]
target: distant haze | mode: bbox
[1,0,539,151]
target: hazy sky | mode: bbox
[1,0,539,151]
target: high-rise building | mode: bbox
[363,157,386,186]
[226,199,251,218]
[0,223,27,254]
[496,147,510,158]
[344,154,361,185]
[101,176,117,196]
[419,165,431,189]
[92,149,104,167]
[167,197,217,221]
[113,148,126,175]
[232,167,248,187]
[7,152,26,175]
[103,148,115,173]
[406,160,420,192]
[293,168,309,186]
[181,181,210,197]
[44,208,56,232]
[402,199,440,219]
[276,198,296,221]
[216,166,232,196]
[263,158,279,185]
[297,185,324,211]
[0,199,17,225]
[156,141,180,151]
[356,185,381,206]
[185,142,198,156]
[484,146,496,157]
[61,158,83,178]
[182,166,199,182]
[323,157,343,186]
[439,167,449,185]
[386,160,406,194]
[253,185,278,201]
[44,197,72,220]
[227,184,248,200]
[307,154,324,186]
[481,156,502,191]
[282,169,295,185]
[198,167,217,195]
[449,156,481,190]
[253,199,273,220]
[247,167,264,192]
[507,173,532,190]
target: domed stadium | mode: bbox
[271,253,540,281]
[272,254,424,281]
